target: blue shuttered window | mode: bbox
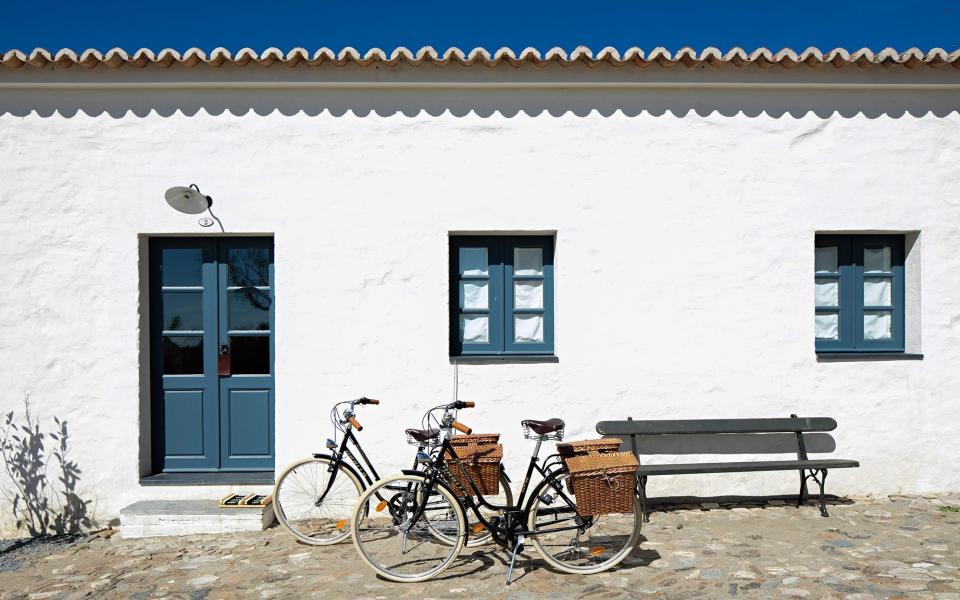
[450,236,555,356]
[815,235,905,352]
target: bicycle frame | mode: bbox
[315,424,426,507]
[404,435,588,546]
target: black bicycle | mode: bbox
[350,402,643,583]
[272,397,512,546]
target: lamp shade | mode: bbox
[164,186,210,215]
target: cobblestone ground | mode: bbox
[1,494,958,599]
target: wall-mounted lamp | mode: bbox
[163,184,224,232]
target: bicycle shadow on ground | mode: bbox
[413,534,660,584]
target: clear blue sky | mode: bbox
[2,1,959,53]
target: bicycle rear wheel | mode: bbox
[351,473,466,583]
[527,471,641,574]
[273,456,364,545]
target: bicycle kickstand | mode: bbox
[505,535,525,585]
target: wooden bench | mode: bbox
[595,415,859,521]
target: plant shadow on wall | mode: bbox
[0,394,93,537]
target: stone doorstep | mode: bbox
[119,500,277,539]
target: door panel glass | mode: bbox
[230,336,270,374]
[228,248,270,287]
[163,336,203,374]
[229,289,272,331]
[162,291,203,331]
[161,248,203,286]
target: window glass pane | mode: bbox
[462,281,488,310]
[460,315,489,343]
[230,336,270,374]
[814,247,838,273]
[228,248,270,287]
[514,280,544,309]
[163,336,203,374]
[229,289,271,331]
[459,248,488,276]
[863,311,892,340]
[514,314,545,343]
[863,277,892,306]
[814,279,838,307]
[163,292,203,331]
[514,248,543,276]
[161,248,203,286]
[864,246,892,272]
[814,313,839,340]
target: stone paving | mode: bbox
[1,494,958,599]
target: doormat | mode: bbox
[219,493,272,508]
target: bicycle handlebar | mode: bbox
[358,397,380,405]
[348,416,363,431]
[451,420,472,434]
[450,401,475,410]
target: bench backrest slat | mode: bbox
[596,417,837,436]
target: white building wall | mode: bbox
[1,65,959,534]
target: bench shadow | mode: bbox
[646,494,856,515]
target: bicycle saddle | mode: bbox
[405,428,439,442]
[522,418,565,435]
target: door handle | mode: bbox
[218,344,231,377]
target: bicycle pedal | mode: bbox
[538,492,555,505]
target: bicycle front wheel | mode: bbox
[273,456,364,545]
[351,473,466,583]
[527,471,641,574]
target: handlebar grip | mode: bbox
[362,398,380,405]
[348,416,363,431]
[463,401,475,408]
[451,420,472,434]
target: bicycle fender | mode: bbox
[306,453,367,492]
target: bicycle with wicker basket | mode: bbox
[272,397,512,547]
[350,405,644,583]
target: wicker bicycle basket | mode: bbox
[449,433,501,447]
[446,439,502,496]
[564,451,638,515]
[556,438,622,457]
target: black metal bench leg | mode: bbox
[818,469,829,517]
[638,476,649,523]
[797,472,806,508]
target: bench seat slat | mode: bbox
[638,458,859,476]
[597,417,837,436]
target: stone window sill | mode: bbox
[816,352,923,362]
[450,355,559,365]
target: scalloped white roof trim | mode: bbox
[2,46,959,70]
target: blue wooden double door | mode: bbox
[150,238,275,473]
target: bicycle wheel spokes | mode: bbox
[352,474,465,583]
[274,457,363,545]
[528,472,641,574]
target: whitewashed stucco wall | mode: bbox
[1,65,959,534]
